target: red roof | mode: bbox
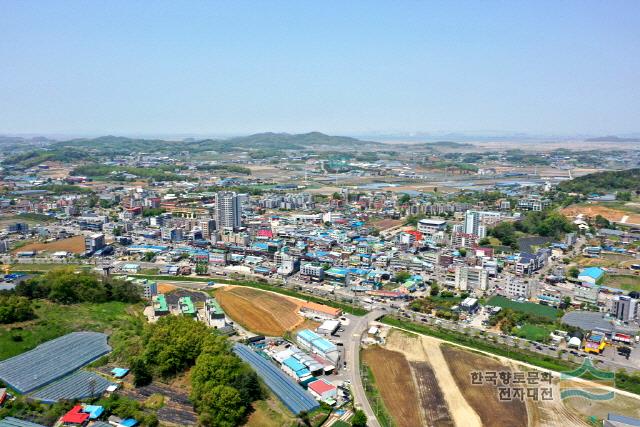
[257,229,273,238]
[367,290,403,298]
[61,405,90,425]
[308,379,336,394]
[405,230,423,240]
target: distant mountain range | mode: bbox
[585,135,640,143]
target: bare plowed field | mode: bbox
[215,287,303,336]
[13,235,86,254]
[362,347,423,427]
[441,345,527,427]
[410,361,455,426]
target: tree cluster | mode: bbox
[15,268,141,304]
[557,168,640,194]
[190,335,262,426]
[131,316,261,427]
[0,295,34,324]
[488,210,576,249]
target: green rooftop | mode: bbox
[206,298,224,315]
[153,294,168,312]
[179,296,196,316]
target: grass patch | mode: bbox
[10,263,86,272]
[487,295,561,319]
[513,323,552,341]
[245,395,297,427]
[604,274,640,292]
[576,254,636,268]
[131,274,368,316]
[0,300,143,361]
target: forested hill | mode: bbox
[52,132,382,154]
[1,132,382,167]
[557,168,640,194]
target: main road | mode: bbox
[345,310,384,427]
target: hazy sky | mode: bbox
[1,1,639,136]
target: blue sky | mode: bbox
[1,1,639,137]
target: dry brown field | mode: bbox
[441,345,528,427]
[214,286,303,336]
[13,235,86,254]
[362,346,424,427]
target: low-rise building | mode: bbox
[307,379,337,401]
[300,263,325,281]
[205,298,226,328]
[153,294,169,317]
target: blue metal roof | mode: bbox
[283,357,306,372]
[297,329,320,343]
[233,344,319,414]
[313,337,337,353]
[579,267,605,280]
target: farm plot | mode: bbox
[118,381,197,426]
[13,235,86,254]
[215,286,303,336]
[362,347,424,427]
[409,361,455,427]
[441,345,528,427]
[604,274,640,292]
[384,330,474,427]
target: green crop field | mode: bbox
[487,296,560,319]
[604,275,640,292]
[513,323,552,342]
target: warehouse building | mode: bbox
[281,357,313,382]
[296,329,340,364]
[299,301,342,319]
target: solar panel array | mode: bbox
[233,344,319,414]
[0,332,111,393]
[29,370,115,403]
